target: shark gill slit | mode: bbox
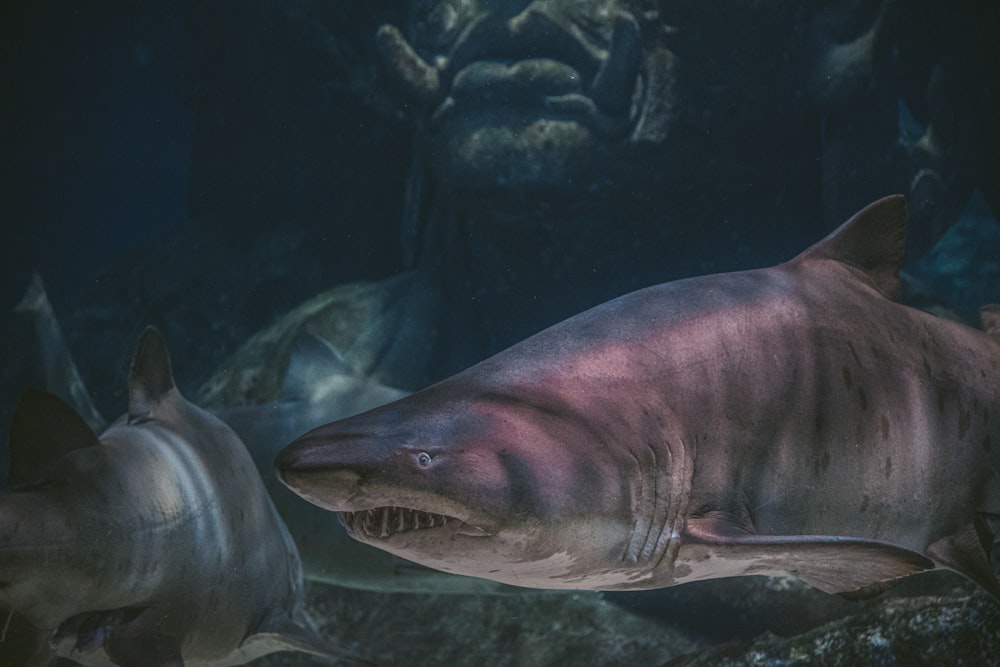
[623,421,678,570]
[623,443,655,564]
[648,437,676,563]
[655,436,693,571]
[637,437,666,562]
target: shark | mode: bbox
[213,332,523,594]
[0,328,365,666]
[276,195,1000,598]
[1,275,518,595]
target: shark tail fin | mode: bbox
[127,327,178,423]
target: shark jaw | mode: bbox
[338,506,490,539]
[273,446,498,544]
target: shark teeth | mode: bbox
[340,506,451,539]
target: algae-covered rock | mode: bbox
[259,584,703,666]
[254,583,1000,666]
[667,592,1000,666]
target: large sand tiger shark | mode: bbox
[277,195,1000,598]
[0,328,364,666]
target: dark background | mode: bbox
[1,1,414,412]
[2,0,999,414]
[1,1,191,308]
[1,0,408,312]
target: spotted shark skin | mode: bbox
[277,196,1000,598]
[0,328,365,666]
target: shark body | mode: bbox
[0,328,360,666]
[2,277,520,596]
[277,196,1000,597]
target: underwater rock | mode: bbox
[258,584,702,667]
[905,192,1000,323]
[253,580,1000,666]
[667,591,1000,666]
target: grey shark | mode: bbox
[2,275,521,596]
[277,195,1000,598]
[0,328,363,666]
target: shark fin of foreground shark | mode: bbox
[8,388,101,489]
[127,326,178,423]
[682,516,935,596]
[791,194,906,301]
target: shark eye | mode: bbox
[416,451,433,467]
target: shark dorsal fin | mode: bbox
[127,327,177,423]
[9,389,101,488]
[791,195,907,301]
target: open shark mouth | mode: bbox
[340,506,452,539]
[340,506,492,539]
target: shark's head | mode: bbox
[275,365,646,589]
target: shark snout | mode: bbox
[274,431,368,511]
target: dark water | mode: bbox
[2,2,1000,665]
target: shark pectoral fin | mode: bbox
[683,517,935,595]
[926,516,1000,600]
[238,612,374,665]
[9,389,101,488]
